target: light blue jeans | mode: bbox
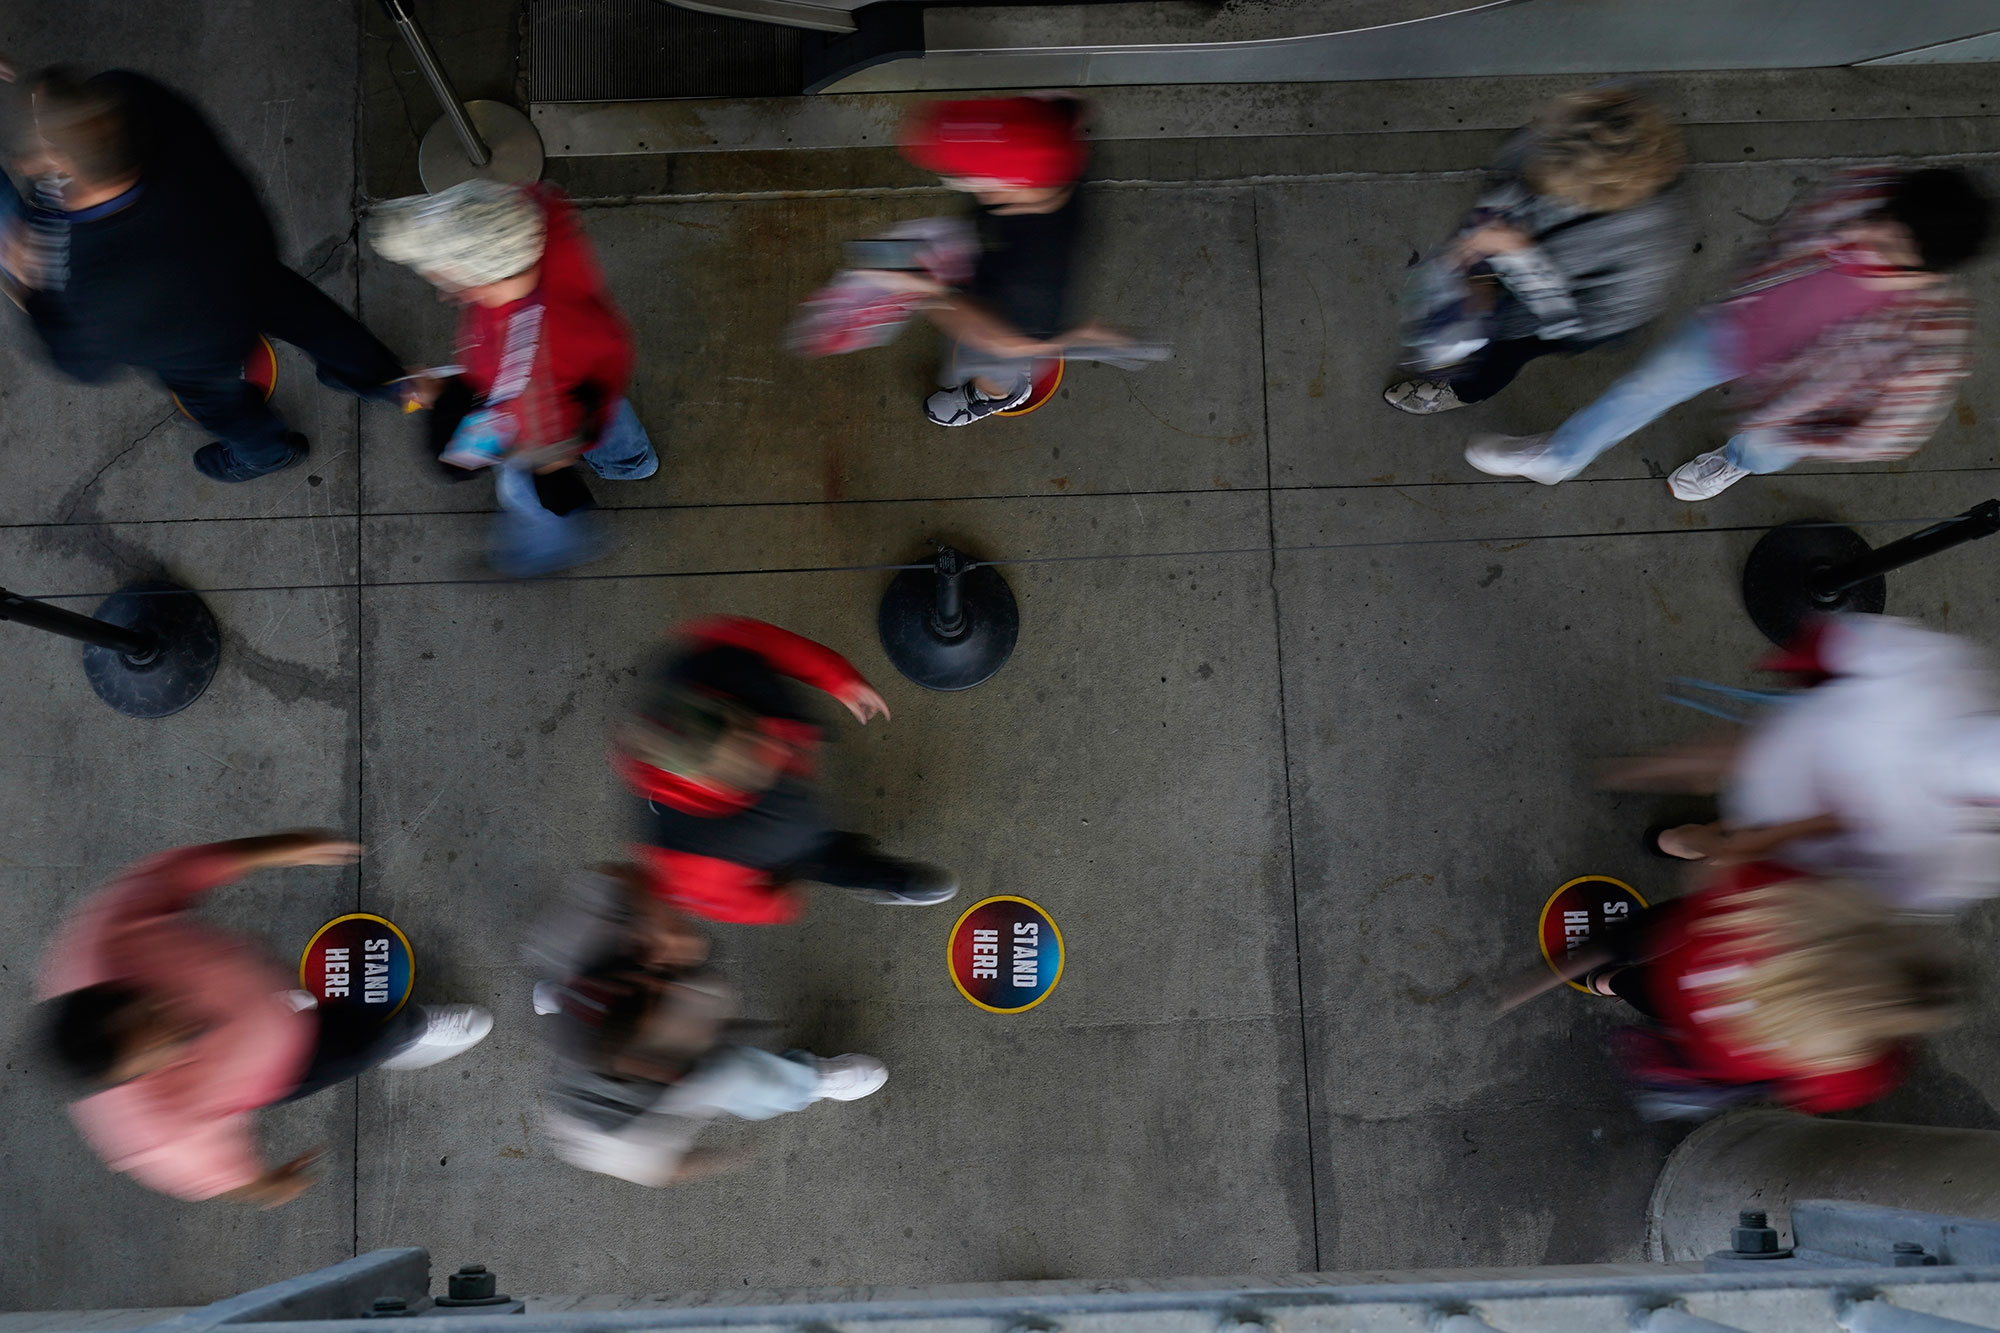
[669,1046,822,1120]
[1540,315,1795,476]
[488,399,656,576]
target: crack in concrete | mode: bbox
[60,409,180,525]
[302,218,362,283]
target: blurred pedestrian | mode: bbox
[1468,164,1990,499]
[531,864,887,1187]
[1386,85,1689,415]
[2,69,410,482]
[897,96,1139,427]
[1506,863,1962,1121]
[613,616,957,923]
[368,179,656,578]
[1608,614,2000,913]
[36,834,492,1205]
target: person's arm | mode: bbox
[919,292,1062,361]
[1700,813,1845,866]
[217,1149,322,1208]
[1779,1048,1908,1114]
[679,617,888,723]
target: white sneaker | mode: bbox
[531,982,563,1016]
[811,1053,888,1102]
[379,1004,494,1070]
[1667,450,1751,502]
[1383,378,1466,415]
[1464,433,1576,485]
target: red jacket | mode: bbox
[618,618,873,924]
[457,183,634,457]
[1634,863,1905,1113]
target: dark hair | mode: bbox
[43,982,147,1082]
[30,67,138,184]
[1882,167,1993,272]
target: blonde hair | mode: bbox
[1691,877,1962,1075]
[1525,87,1687,212]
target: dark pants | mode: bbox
[163,264,404,469]
[279,1003,424,1103]
[1446,331,1612,404]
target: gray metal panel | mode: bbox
[821,0,2000,92]
[1863,30,2000,64]
[1793,1201,2000,1269]
[132,1251,431,1333]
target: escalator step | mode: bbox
[531,0,804,101]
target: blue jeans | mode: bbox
[488,399,656,576]
[671,1047,822,1120]
[1541,315,1794,477]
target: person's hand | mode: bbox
[841,684,891,725]
[402,369,446,410]
[239,831,364,869]
[856,268,946,297]
[229,1149,323,1208]
[1455,223,1532,261]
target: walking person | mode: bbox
[1467,164,1991,500]
[36,834,491,1204]
[896,96,1141,427]
[613,616,957,923]
[528,864,887,1187]
[1605,613,2000,914]
[1504,862,1963,1121]
[369,178,657,578]
[1,69,411,482]
[1385,85,1689,415]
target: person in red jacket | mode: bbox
[1505,862,1961,1120]
[612,617,958,923]
[368,178,656,576]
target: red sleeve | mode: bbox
[1778,1048,1908,1114]
[632,846,804,925]
[679,617,870,705]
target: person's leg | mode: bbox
[788,831,958,906]
[1667,426,1799,501]
[278,1004,425,1103]
[1721,428,1800,476]
[927,343,1032,426]
[671,1046,824,1121]
[164,370,305,480]
[1468,316,1736,483]
[255,264,404,401]
[1447,337,1553,405]
[490,464,606,577]
[578,399,659,481]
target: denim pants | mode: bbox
[1540,315,1795,476]
[488,399,657,576]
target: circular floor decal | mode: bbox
[1539,875,1647,993]
[948,895,1063,1013]
[300,913,415,1016]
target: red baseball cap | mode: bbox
[900,97,1088,190]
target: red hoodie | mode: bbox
[616,618,875,925]
[456,183,634,457]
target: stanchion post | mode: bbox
[1,581,222,718]
[878,541,1019,691]
[375,0,545,191]
[1740,500,2000,646]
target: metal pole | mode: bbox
[376,0,491,166]
[1640,1307,1755,1333]
[1843,1297,2000,1333]
[1,586,158,661]
[932,547,966,638]
[1814,500,2000,598]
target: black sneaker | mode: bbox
[836,854,960,907]
[924,379,1031,427]
[193,433,308,483]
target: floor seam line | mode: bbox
[1253,184,1323,1273]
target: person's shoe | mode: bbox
[1667,450,1751,502]
[924,379,1031,427]
[839,853,960,907]
[1383,378,1467,415]
[1463,433,1575,485]
[193,433,308,483]
[531,982,564,1016]
[811,1053,888,1102]
[379,1004,494,1070]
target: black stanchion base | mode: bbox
[1740,520,1885,647]
[878,562,1019,692]
[82,581,222,718]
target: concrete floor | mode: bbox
[6,2,2000,1312]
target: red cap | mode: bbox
[899,97,1087,190]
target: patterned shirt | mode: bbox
[1721,167,1975,463]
